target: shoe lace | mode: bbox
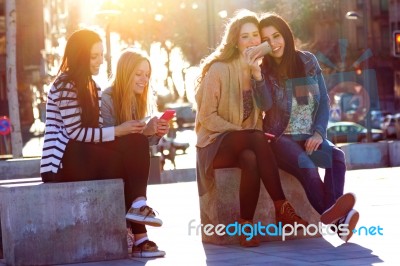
[139,206,158,219]
[127,228,134,241]
[134,240,154,257]
[280,201,301,219]
[337,215,346,225]
[137,240,157,250]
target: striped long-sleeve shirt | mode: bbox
[40,74,115,174]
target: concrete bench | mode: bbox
[199,168,321,245]
[0,156,162,183]
[0,179,128,265]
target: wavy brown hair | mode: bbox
[198,9,259,85]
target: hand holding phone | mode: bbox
[247,41,272,60]
[139,116,151,123]
[159,110,176,121]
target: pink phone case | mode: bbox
[160,110,176,121]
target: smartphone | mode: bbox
[248,41,272,59]
[140,116,151,123]
[160,110,176,121]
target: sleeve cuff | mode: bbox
[102,126,115,142]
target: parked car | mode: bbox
[381,113,400,139]
[370,110,391,129]
[327,121,384,144]
[395,113,400,139]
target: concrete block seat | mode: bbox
[0,179,128,266]
[199,168,321,245]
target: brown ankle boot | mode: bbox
[274,200,309,227]
[238,218,260,247]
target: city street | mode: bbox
[7,125,399,265]
[2,166,397,265]
[2,1,400,264]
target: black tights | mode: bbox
[213,130,285,221]
[41,133,150,234]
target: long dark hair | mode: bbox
[259,13,305,81]
[57,29,102,127]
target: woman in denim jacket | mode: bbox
[254,13,359,242]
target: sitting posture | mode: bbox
[195,9,308,248]
[101,48,169,257]
[40,29,164,259]
[255,12,359,242]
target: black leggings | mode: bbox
[213,130,285,221]
[41,133,150,234]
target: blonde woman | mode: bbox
[101,48,168,257]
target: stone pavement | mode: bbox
[1,166,397,265]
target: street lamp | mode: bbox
[345,7,373,142]
[95,9,121,77]
[345,11,361,20]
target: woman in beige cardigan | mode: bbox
[195,9,307,247]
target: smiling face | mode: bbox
[261,26,285,63]
[90,41,104,75]
[237,22,261,54]
[131,59,150,95]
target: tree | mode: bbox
[5,0,23,158]
[97,0,208,65]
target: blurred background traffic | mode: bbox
[1,0,400,165]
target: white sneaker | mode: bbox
[127,229,134,254]
[337,209,360,242]
[132,240,166,258]
[126,205,163,227]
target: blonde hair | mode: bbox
[110,48,153,125]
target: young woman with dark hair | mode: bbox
[255,13,359,242]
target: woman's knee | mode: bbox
[239,149,257,168]
[332,146,346,163]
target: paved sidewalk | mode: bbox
[1,167,398,265]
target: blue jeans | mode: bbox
[270,134,346,214]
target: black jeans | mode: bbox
[42,133,150,234]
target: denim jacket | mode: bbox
[254,51,330,140]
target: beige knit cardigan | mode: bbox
[195,58,263,148]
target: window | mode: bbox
[356,26,366,49]
[380,0,389,11]
[356,0,364,9]
[395,71,400,98]
[381,26,390,53]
